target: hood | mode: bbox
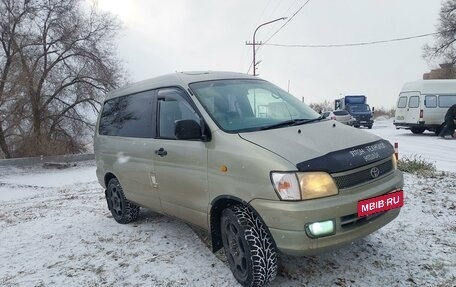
[239,120,393,173]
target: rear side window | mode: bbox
[333,110,349,116]
[397,96,407,108]
[99,91,155,138]
[408,96,420,108]
[425,95,437,108]
[438,95,456,108]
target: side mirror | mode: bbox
[372,107,375,112]
[175,119,202,140]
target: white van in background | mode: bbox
[394,80,456,134]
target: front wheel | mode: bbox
[221,205,277,287]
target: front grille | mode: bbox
[340,211,386,229]
[333,159,393,190]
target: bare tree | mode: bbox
[0,0,125,158]
[424,0,456,67]
[0,0,31,158]
[308,100,333,114]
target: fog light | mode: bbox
[307,220,335,238]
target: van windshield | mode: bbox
[189,79,321,132]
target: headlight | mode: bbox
[271,171,338,201]
[297,172,338,199]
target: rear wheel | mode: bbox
[367,124,373,129]
[106,178,140,224]
[221,205,277,287]
[411,127,425,134]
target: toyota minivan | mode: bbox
[94,71,404,287]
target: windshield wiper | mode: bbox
[300,115,325,124]
[260,116,325,131]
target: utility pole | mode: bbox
[246,17,287,76]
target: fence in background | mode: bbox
[0,154,95,167]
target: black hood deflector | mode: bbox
[296,139,394,173]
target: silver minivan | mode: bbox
[95,71,404,287]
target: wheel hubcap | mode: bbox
[224,221,248,277]
[109,186,123,217]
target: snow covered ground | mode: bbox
[0,119,455,286]
[367,117,456,172]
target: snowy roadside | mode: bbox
[0,163,238,287]
[0,162,455,286]
[366,118,456,172]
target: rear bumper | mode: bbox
[393,122,440,130]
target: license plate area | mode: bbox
[357,190,404,217]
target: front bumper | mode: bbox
[353,119,374,126]
[250,170,403,256]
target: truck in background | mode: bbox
[335,95,374,129]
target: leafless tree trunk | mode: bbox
[0,0,30,158]
[0,0,125,158]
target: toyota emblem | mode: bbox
[370,167,380,179]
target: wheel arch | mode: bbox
[104,172,117,188]
[209,195,275,253]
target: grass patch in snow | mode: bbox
[398,155,436,176]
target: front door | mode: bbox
[152,87,209,228]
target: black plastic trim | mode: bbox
[296,139,394,173]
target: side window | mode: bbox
[157,88,200,139]
[408,96,420,108]
[438,95,456,108]
[425,95,437,108]
[397,96,407,108]
[99,91,154,138]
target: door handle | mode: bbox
[155,147,168,157]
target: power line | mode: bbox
[262,0,312,45]
[262,31,441,48]
[247,0,312,74]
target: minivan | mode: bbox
[94,71,404,287]
[394,80,456,134]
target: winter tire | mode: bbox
[106,178,140,224]
[221,205,277,287]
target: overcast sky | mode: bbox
[95,0,443,109]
